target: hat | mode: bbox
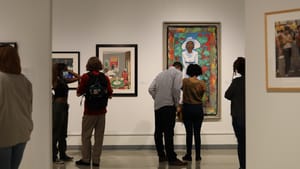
[181,37,201,49]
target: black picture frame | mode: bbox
[52,51,80,90]
[0,42,17,48]
[96,44,138,97]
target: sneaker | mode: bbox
[168,159,187,166]
[60,155,73,161]
[75,159,90,166]
[182,154,192,161]
[159,156,167,162]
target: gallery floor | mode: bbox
[53,148,239,169]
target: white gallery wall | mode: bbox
[1,0,299,169]
[0,1,52,169]
[52,0,245,146]
[245,0,300,169]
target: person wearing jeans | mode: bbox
[0,44,33,169]
[181,64,206,161]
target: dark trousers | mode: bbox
[182,104,204,157]
[52,102,69,160]
[232,119,245,169]
[154,106,177,161]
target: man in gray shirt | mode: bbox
[148,62,187,166]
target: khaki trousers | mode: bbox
[81,114,105,164]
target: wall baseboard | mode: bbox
[68,144,237,150]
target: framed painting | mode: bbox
[265,8,300,92]
[96,44,138,96]
[163,22,221,119]
[52,51,80,89]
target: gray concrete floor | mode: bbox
[53,149,239,169]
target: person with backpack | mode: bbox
[75,56,113,167]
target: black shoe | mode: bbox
[75,159,90,166]
[92,163,99,167]
[168,159,187,166]
[159,156,167,162]
[195,156,202,161]
[53,159,64,164]
[60,155,73,161]
[182,154,192,161]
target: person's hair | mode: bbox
[86,56,103,71]
[52,63,67,87]
[186,64,202,77]
[0,44,21,74]
[172,62,183,71]
[233,57,245,76]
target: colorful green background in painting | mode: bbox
[167,26,218,116]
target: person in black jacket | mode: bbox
[225,57,245,169]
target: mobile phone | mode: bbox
[63,71,73,79]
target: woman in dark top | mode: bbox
[52,63,79,162]
[225,57,245,169]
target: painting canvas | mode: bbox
[52,51,80,89]
[265,8,300,91]
[96,44,138,96]
[163,22,221,118]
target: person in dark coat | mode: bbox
[225,57,245,169]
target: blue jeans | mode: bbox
[0,142,27,169]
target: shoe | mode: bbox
[195,156,202,161]
[182,154,192,161]
[168,159,187,166]
[54,159,64,164]
[75,159,90,166]
[60,155,73,161]
[159,156,167,162]
[92,163,100,167]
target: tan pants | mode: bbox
[81,114,105,164]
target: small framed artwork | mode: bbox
[163,22,221,119]
[96,44,138,97]
[0,42,17,48]
[52,51,80,89]
[265,8,300,92]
